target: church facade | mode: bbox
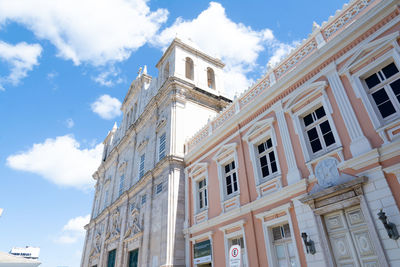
[80,39,231,267]
[184,0,400,266]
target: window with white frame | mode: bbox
[363,61,400,120]
[198,179,208,210]
[139,153,145,179]
[224,161,238,196]
[228,235,247,267]
[159,132,166,161]
[271,223,297,267]
[213,143,240,202]
[118,174,125,196]
[189,163,209,214]
[302,106,336,155]
[257,138,278,180]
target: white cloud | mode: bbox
[65,118,74,128]
[6,135,103,190]
[55,214,90,244]
[0,0,168,66]
[91,94,122,120]
[0,41,42,90]
[63,215,90,232]
[267,42,297,68]
[92,66,124,87]
[152,2,295,98]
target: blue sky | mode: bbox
[0,0,347,266]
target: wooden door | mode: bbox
[324,206,379,267]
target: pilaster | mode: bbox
[273,101,302,184]
[326,65,371,157]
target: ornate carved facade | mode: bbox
[80,39,230,267]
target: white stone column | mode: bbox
[326,66,371,157]
[273,101,302,185]
[99,213,110,267]
[116,197,129,267]
[81,226,94,267]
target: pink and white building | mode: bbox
[184,0,400,266]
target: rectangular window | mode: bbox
[156,183,163,194]
[224,161,238,196]
[130,203,135,212]
[128,249,139,267]
[141,194,146,205]
[139,153,145,179]
[198,179,208,210]
[118,174,125,196]
[228,236,246,266]
[107,249,116,267]
[303,106,336,154]
[364,62,400,120]
[159,133,166,161]
[271,224,297,267]
[257,138,278,179]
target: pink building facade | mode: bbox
[184,0,400,266]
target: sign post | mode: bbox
[229,245,241,267]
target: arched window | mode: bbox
[207,67,215,89]
[185,57,194,80]
[164,62,169,80]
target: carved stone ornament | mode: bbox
[90,231,102,257]
[124,207,142,239]
[156,117,167,131]
[315,157,340,188]
[107,208,121,240]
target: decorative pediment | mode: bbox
[189,162,208,178]
[243,117,275,143]
[285,81,327,111]
[137,138,148,151]
[212,143,237,163]
[118,160,127,171]
[156,116,167,132]
[339,32,400,74]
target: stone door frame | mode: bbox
[300,176,388,267]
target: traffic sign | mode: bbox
[229,245,241,267]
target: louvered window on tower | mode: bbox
[156,183,163,194]
[141,194,146,205]
[159,133,166,161]
[118,174,125,196]
[139,154,145,179]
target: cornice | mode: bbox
[187,179,307,235]
[156,38,225,69]
[186,0,398,156]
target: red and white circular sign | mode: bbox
[229,245,241,267]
